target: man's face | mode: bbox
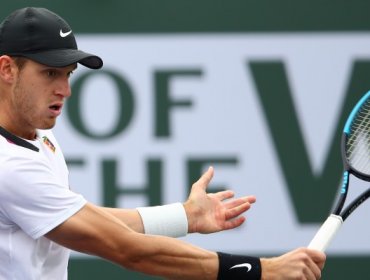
[10,59,76,135]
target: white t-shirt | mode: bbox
[0,128,87,280]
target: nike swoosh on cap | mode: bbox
[229,263,252,272]
[60,29,72,37]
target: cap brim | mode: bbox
[23,49,103,69]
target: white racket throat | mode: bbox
[308,214,343,252]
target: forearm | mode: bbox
[49,204,216,279]
[115,233,218,280]
[98,208,216,278]
[101,206,144,233]
[84,228,260,280]
[48,203,262,280]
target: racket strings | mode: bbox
[346,100,370,174]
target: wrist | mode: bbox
[217,252,261,280]
[259,258,268,280]
[260,257,278,280]
[182,200,200,233]
[136,203,188,237]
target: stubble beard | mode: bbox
[13,77,57,136]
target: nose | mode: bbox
[55,78,72,98]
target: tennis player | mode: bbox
[0,7,325,280]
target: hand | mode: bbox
[260,248,326,280]
[183,166,256,234]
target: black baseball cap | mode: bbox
[0,7,103,69]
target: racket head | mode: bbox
[343,90,370,181]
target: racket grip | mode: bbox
[307,214,343,252]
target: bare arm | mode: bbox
[46,202,218,280]
[101,207,144,233]
[45,203,325,280]
[102,167,256,235]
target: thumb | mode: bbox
[194,166,214,191]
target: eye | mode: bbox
[46,69,57,77]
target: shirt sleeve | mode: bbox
[0,155,87,239]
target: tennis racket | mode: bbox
[308,90,370,252]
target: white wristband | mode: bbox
[136,203,188,237]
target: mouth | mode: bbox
[49,103,63,116]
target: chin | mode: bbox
[38,121,57,130]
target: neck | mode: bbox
[0,114,37,140]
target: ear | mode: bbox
[0,55,18,84]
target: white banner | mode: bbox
[55,33,370,256]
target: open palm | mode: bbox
[184,167,256,234]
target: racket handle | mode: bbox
[307,214,343,252]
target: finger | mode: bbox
[305,257,322,280]
[211,190,235,201]
[223,196,256,209]
[304,266,316,280]
[296,249,323,280]
[306,249,326,270]
[225,201,252,220]
[193,166,214,191]
[222,216,246,230]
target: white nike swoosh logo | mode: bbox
[60,29,72,38]
[230,263,252,272]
